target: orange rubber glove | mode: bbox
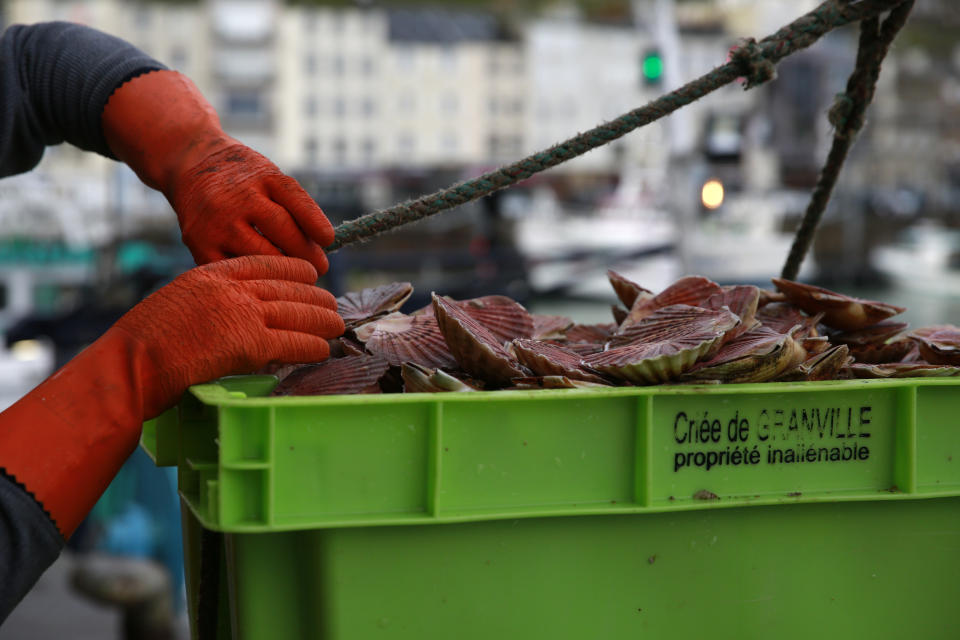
[0,256,343,539]
[102,70,334,273]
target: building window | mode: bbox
[398,93,415,114]
[226,91,262,118]
[304,137,318,164]
[441,132,458,153]
[361,97,375,117]
[441,93,458,115]
[333,97,346,118]
[332,55,345,76]
[398,134,415,156]
[304,12,317,33]
[305,53,317,75]
[488,98,498,116]
[361,57,375,76]
[362,139,376,164]
[334,138,347,163]
[304,96,318,117]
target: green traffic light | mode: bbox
[643,53,663,80]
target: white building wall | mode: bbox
[523,18,671,175]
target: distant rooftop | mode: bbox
[387,8,513,43]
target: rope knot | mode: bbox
[730,37,777,89]
[827,92,864,137]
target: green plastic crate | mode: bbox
[145,377,960,639]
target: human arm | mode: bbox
[0,256,343,621]
[0,22,335,273]
[0,21,165,177]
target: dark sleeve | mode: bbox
[0,472,64,625]
[0,21,168,178]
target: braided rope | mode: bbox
[328,0,910,253]
[781,0,914,280]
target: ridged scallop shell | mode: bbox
[337,282,414,329]
[755,302,821,338]
[585,305,740,384]
[510,376,611,389]
[457,295,534,342]
[401,363,479,393]
[327,336,366,358]
[511,339,609,383]
[846,362,960,379]
[622,276,722,327]
[801,335,831,356]
[849,338,913,364]
[565,323,615,344]
[606,269,653,309]
[703,285,760,340]
[907,325,960,365]
[830,320,909,346]
[608,304,740,350]
[271,354,390,396]
[532,314,574,340]
[432,294,529,385]
[758,288,787,307]
[771,278,905,331]
[353,312,457,369]
[681,326,805,384]
[416,295,534,342]
[611,305,628,325]
[779,344,852,382]
[551,340,605,356]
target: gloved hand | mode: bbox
[102,70,334,273]
[0,256,343,538]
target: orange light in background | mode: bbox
[701,179,724,210]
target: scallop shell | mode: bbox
[532,314,574,340]
[907,325,960,365]
[846,362,960,379]
[758,288,787,307]
[511,339,609,383]
[779,344,852,382]
[771,278,905,331]
[681,326,805,384]
[432,294,529,385]
[622,276,722,327]
[416,295,534,342]
[565,323,615,344]
[702,285,760,340]
[849,338,913,364]
[551,340,605,356]
[270,354,390,396]
[829,321,909,346]
[401,363,479,393]
[585,305,740,384]
[755,302,822,338]
[801,335,831,356]
[457,295,535,342]
[611,305,628,325]
[606,269,653,309]
[326,336,366,358]
[509,376,611,390]
[608,304,740,350]
[353,311,458,369]
[337,282,414,329]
